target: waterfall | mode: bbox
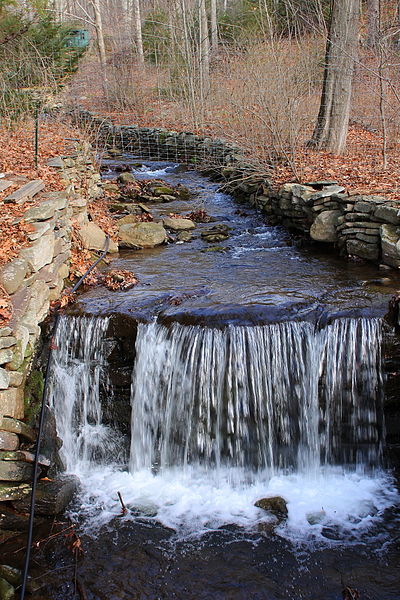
[48,314,397,536]
[47,316,122,473]
[130,318,383,474]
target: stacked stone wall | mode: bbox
[0,145,103,481]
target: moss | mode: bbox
[24,369,45,427]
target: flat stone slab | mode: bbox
[0,180,13,193]
[0,417,36,442]
[47,156,64,168]
[4,180,44,204]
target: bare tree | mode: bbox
[199,0,210,98]
[132,0,144,64]
[90,0,108,83]
[308,0,360,154]
[366,0,379,48]
[210,0,218,54]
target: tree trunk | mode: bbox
[199,0,210,98]
[366,0,379,48]
[308,0,360,155]
[91,0,108,84]
[132,0,144,65]
[210,0,218,54]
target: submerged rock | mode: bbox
[254,496,288,521]
[201,224,231,243]
[176,231,193,242]
[306,510,326,525]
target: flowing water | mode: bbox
[43,159,400,599]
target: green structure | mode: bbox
[64,29,90,49]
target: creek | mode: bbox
[41,159,400,599]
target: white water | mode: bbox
[49,315,398,542]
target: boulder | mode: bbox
[346,239,379,261]
[306,510,326,525]
[163,217,195,231]
[118,222,167,249]
[380,224,400,268]
[76,223,118,254]
[0,258,28,295]
[117,172,135,184]
[255,496,288,521]
[310,210,341,242]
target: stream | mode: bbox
[39,158,400,599]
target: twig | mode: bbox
[117,491,128,515]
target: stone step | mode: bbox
[4,180,45,205]
[0,451,50,467]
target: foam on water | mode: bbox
[69,462,398,543]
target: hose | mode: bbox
[19,236,110,600]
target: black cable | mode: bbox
[19,236,110,600]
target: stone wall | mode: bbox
[75,108,400,268]
[0,145,103,466]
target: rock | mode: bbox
[118,222,167,249]
[76,222,118,254]
[163,217,195,231]
[117,172,135,184]
[0,418,36,442]
[0,350,14,366]
[107,147,123,157]
[255,496,288,521]
[0,432,19,451]
[47,156,64,168]
[306,510,326,525]
[0,577,14,600]
[200,245,229,253]
[0,483,30,502]
[0,258,28,295]
[7,373,23,388]
[23,198,63,222]
[310,210,341,242]
[27,221,52,241]
[0,368,9,390]
[19,233,55,272]
[201,224,231,243]
[374,205,400,225]
[103,183,119,193]
[380,224,400,267]
[307,184,346,203]
[346,239,380,261]
[0,329,12,337]
[0,451,49,467]
[0,564,40,593]
[151,185,175,197]
[12,475,79,515]
[0,460,32,482]
[0,337,16,350]
[177,231,193,242]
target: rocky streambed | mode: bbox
[3,156,400,600]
